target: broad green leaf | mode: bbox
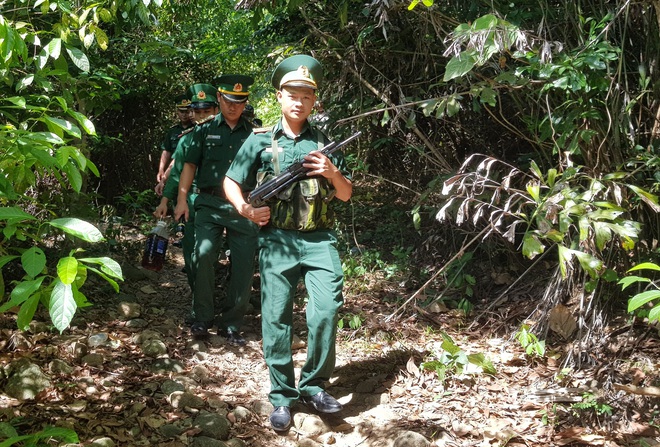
[627,184,660,213]
[62,163,83,192]
[48,218,104,242]
[46,38,62,59]
[3,96,26,108]
[0,422,18,438]
[628,262,660,273]
[0,206,35,221]
[86,266,120,292]
[526,183,540,202]
[572,250,602,278]
[57,257,78,284]
[79,257,123,280]
[472,14,498,31]
[16,292,41,331]
[648,305,660,323]
[21,247,46,278]
[93,26,109,50]
[50,279,77,333]
[443,51,477,82]
[65,46,90,72]
[557,244,571,277]
[618,275,650,290]
[522,233,544,259]
[0,277,45,313]
[628,290,660,313]
[66,109,96,134]
[44,116,81,139]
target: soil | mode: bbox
[1,226,660,447]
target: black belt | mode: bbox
[199,186,223,196]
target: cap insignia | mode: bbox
[197,91,206,100]
[233,83,243,92]
[181,99,191,107]
[298,65,310,78]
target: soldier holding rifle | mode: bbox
[223,55,354,432]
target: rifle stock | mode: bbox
[248,131,361,207]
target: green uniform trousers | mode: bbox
[192,193,258,331]
[181,192,197,291]
[259,227,344,407]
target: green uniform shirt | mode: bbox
[160,123,186,154]
[162,132,195,201]
[185,114,253,192]
[226,119,350,191]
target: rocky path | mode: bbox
[1,239,660,447]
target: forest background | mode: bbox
[1,0,660,445]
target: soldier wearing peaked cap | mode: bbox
[155,84,219,298]
[173,75,259,347]
[157,91,193,184]
[223,55,352,432]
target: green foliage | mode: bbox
[114,189,159,222]
[619,262,660,322]
[337,312,364,330]
[421,332,496,385]
[515,323,546,357]
[0,422,79,446]
[0,213,123,333]
[571,392,613,417]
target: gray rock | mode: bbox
[149,358,185,374]
[168,391,205,410]
[293,412,330,437]
[142,339,168,357]
[68,341,87,359]
[4,360,51,400]
[81,353,104,367]
[224,439,247,447]
[393,431,431,447]
[161,379,186,395]
[125,318,149,328]
[88,333,109,347]
[231,406,251,422]
[89,437,115,447]
[193,411,231,440]
[132,329,162,345]
[48,359,73,375]
[28,321,50,334]
[118,301,141,319]
[250,400,273,417]
[159,423,184,439]
[191,437,227,447]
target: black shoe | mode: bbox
[301,391,342,414]
[219,328,246,346]
[190,321,210,337]
[269,406,291,431]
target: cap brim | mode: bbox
[221,93,249,103]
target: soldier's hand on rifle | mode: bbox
[174,201,189,223]
[303,151,340,180]
[239,203,270,227]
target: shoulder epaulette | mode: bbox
[178,114,216,137]
[252,127,269,134]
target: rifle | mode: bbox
[248,131,361,207]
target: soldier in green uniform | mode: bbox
[174,75,259,346]
[223,55,352,432]
[157,93,193,185]
[154,84,218,292]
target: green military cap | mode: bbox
[190,83,218,109]
[175,92,192,110]
[215,74,253,103]
[271,54,322,91]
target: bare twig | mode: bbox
[385,226,489,322]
